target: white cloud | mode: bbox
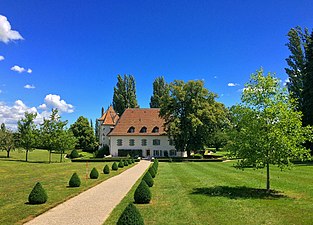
[0,15,23,43]
[228,83,239,87]
[24,84,35,89]
[38,103,47,110]
[11,65,32,74]
[0,55,4,61]
[44,94,74,113]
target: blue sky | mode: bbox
[1,0,313,129]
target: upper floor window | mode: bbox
[129,139,135,146]
[117,139,123,146]
[141,139,147,146]
[140,126,147,133]
[152,126,159,133]
[153,139,160,145]
[169,139,174,146]
[128,126,135,133]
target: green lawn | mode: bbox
[0,149,135,225]
[105,161,313,225]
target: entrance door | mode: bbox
[146,149,150,157]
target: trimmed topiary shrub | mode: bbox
[148,166,156,178]
[117,203,144,225]
[142,171,154,187]
[134,180,151,204]
[124,160,128,166]
[103,164,110,174]
[69,172,81,187]
[132,159,135,163]
[28,182,48,204]
[90,167,99,179]
[118,160,124,168]
[112,162,118,171]
[128,159,132,164]
[69,149,79,159]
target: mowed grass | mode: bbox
[0,150,134,225]
[105,161,313,225]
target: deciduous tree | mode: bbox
[150,76,169,108]
[0,123,15,158]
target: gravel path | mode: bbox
[25,160,151,225]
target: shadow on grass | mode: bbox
[292,161,313,166]
[191,186,287,199]
[0,158,57,164]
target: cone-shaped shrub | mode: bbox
[103,164,110,174]
[128,159,132,164]
[69,149,79,159]
[134,180,151,204]
[142,171,154,187]
[90,167,99,179]
[152,164,158,174]
[148,166,156,178]
[28,182,48,204]
[117,203,144,225]
[112,162,118,171]
[118,160,124,168]
[124,160,128,166]
[69,172,81,187]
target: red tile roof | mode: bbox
[108,108,166,136]
[98,106,119,126]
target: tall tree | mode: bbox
[0,123,15,158]
[150,76,169,108]
[113,74,138,115]
[160,80,229,157]
[70,116,98,152]
[17,112,37,162]
[226,69,312,192]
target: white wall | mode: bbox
[99,125,113,147]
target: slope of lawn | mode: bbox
[0,149,135,225]
[105,161,313,225]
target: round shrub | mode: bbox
[142,171,154,187]
[112,162,118,171]
[103,164,110,174]
[118,160,124,168]
[69,172,81,187]
[69,149,79,159]
[124,160,128,166]
[148,166,156,178]
[117,203,144,225]
[132,159,135,163]
[28,182,48,204]
[90,167,99,179]
[134,180,151,204]
[128,159,132,164]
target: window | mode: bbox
[170,149,177,156]
[152,126,159,133]
[153,150,160,157]
[141,139,147,146]
[117,139,123,146]
[140,126,147,133]
[127,126,135,133]
[129,139,135,146]
[169,139,174,146]
[153,139,160,145]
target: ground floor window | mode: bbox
[169,149,177,156]
[153,150,163,157]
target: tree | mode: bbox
[160,80,229,157]
[150,76,169,108]
[113,74,138,115]
[0,123,15,158]
[17,112,37,162]
[70,116,98,152]
[226,69,312,192]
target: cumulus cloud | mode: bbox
[0,15,23,43]
[44,94,74,113]
[0,55,4,61]
[24,84,35,89]
[11,65,32,74]
[38,103,47,110]
[228,83,239,87]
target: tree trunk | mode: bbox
[49,150,52,163]
[7,150,10,158]
[187,150,191,158]
[60,151,63,163]
[266,162,270,192]
[26,149,28,162]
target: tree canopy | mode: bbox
[150,76,169,108]
[113,74,138,115]
[226,69,312,191]
[0,123,15,158]
[160,79,229,157]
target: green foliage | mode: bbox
[103,164,110,174]
[148,166,156,178]
[0,124,15,158]
[160,80,230,157]
[118,160,124,168]
[117,203,144,225]
[226,69,313,191]
[113,74,139,115]
[95,144,110,158]
[193,153,203,159]
[124,160,128,166]
[69,172,81,187]
[142,171,154,187]
[17,112,37,162]
[28,182,48,204]
[134,180,151,204]
[70,149,80,159]
[128,159,132,164]
[90,167,99,179]
[70,116,98,152]
[150,76,169,108]
[112,162,118,170]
